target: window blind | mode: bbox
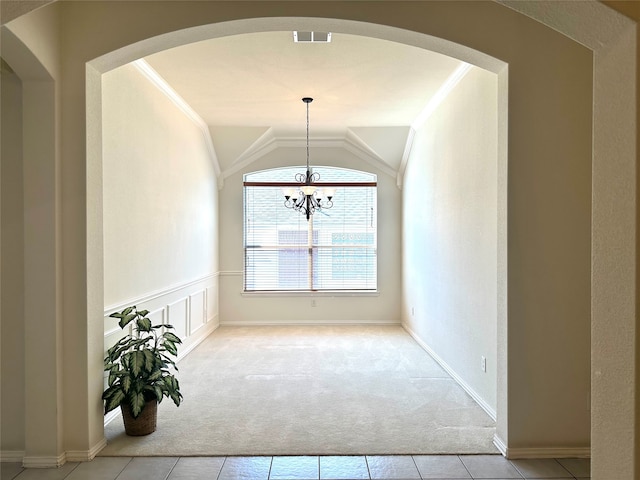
[244,167,377,292]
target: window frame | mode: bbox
[243,167,378,294]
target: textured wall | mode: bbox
[0,63,25,455]
[402,66,498,415]
[102,63,219,307]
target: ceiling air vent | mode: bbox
[293,31,332,43]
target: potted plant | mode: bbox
[102,305,183,436]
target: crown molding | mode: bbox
[222,131,398,180]
[397,62,473,188]
[223,128,278,179]
[132,59,224,189]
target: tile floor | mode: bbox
[2,454,590,479]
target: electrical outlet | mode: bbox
[481,356,487,372]
[311,299,317,307]
[411,307,415,316]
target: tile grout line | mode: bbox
[409,455,422,480]
[456,454,474,480]
[215,456,228,480]
[507,458,525,479]
[112,456,135,480]
[162,456,180,480]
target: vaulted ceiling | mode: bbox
[143,31,466,182]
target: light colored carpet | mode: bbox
[100,325,497,456]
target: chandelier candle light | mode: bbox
[283,97,336,220]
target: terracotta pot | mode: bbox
[121,398,157,436]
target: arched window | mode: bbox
[243,166,377,292]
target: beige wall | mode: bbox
[0,2,636,478]
[1,5,64,463]
[1,63,25,454]
[219,149,401,325]
[598,2,640,475]
[402,66,499,416]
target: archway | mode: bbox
[87,15,509,455]
[1,26,61,463]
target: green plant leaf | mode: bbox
[138,309,150,317]
[108,365,120,386]
[159,354,178,369]
[142,349,155,372]
[122,353,131,370]
[170,391,182,407]
[154,386,163,402]
[136,316,152,332]
[122,375,132,393]
[119,312,137,329]
[102,384,119,401]
[163,342,178,356]
[130,350,145,376]
[148,368,162,382]
[163,332,182,344]
[130,391,145,418]
[103,388,125,414]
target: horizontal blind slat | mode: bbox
[244,168,377,292]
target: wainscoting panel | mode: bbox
[206,277,219,322]
[189,290,206,335]
[148,307,165,329]
[167,297,189,340]
[103,274,220,427]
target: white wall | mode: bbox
[402,67,498,415]
[102,63,220,354]
[219,148,401,325]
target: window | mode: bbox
[244,166,377,292]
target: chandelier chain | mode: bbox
[306,99,310,170]
[283,97,335,220]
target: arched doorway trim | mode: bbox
[86,15,509,458]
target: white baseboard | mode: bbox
[23,452,66,468]
[220,319,401,326]
[104,408,120,427]
[493,433,508,456]
[177,320,219,361]
[402,322,497,421]
[66,437,107,462]
[0,450,25,463]
[493,434,590,459]
[2,439,107,466]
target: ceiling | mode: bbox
[143,31,465,181]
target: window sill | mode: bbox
[242,290,379,298]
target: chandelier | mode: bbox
[283,97,335,220]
